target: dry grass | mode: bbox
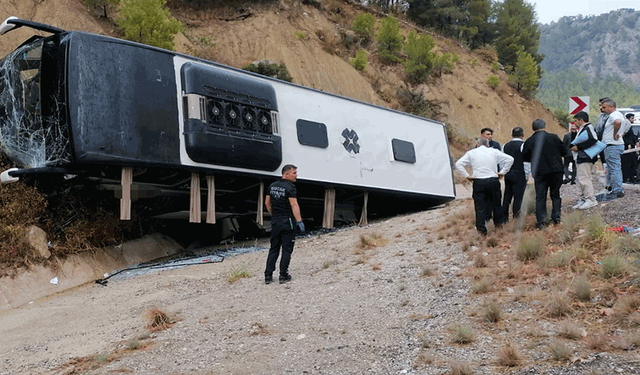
[451,324,475,344]
[227,264,252,283]
[547,293,572,318]
[612,235,640,254]
[587,331,609,351]
[496,343,521,367]
[421,267,436,277]
[548,340,573,361]
[557,321,583,340]
[450,361,473,375]
[612,294,640,325]
[471,277,493,294]
[322,259,339,269]
[572,275,592,302]
[515,232,545,262]
[145,308,175,332]
[481,300,501,323]
[415,350,435,366]
[599,254,628,279]
[356,232,388,250]
[473,253,488,268]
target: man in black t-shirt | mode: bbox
[264,164,305,284]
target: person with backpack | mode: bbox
[570,112,599,210]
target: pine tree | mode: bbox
[376,16,403,63]
[494,0,542,71]
[403,31,436,82]
[118,0,184,51]
[513,51,539,97]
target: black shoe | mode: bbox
[279,274,292,284]
[570,181,576,185]
[617,191,625,198]
[537,223,547,230]
[563,178,570,184]
[265,274,273,285]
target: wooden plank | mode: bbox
[190,173,201,223]
[322,188,336,229]
[206,175,216,224]
[120,167,132,220]
[256,181,264,226]
[358,191,369,226]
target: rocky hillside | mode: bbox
[1,0,563,150]
[540,8,640,88]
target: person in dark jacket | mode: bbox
[622,113,639,183]
[502,127,530,219]
[522,119,567,229]
[264,164,305,284]
[562,123,577,184]
[570,112,598,210]
[481,127,501,150]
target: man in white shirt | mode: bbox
[455,137,514,235]
[599,99,625,201]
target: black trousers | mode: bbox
[265,218,295,276]
[472,178,504,234]
[622,152,638,182]
[502,175,527,218]
[563,157,576,183]
[534,172,563,226]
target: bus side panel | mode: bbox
[66,33,181,166]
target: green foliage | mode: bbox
[85,0,120,19]
[243,61,293,82]
[494,0,542,71]
[349,49,368,71]
[433,53,458,76]
[407,0,493,49]
[352,13,376,43]
[513,51,539,97]
[118,0,183,50]
[537,68,640,114]
[487,75,500,89]
[553,109,572,126]
[403,31,436,82]
[376,16,403,63]
[294,31,306,40]
[491,61,500,72]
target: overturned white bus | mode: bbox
[0,17,455,233]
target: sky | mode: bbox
[526,0,640,24]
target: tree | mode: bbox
[352,13,376,44]
[513,51,539,97]
[118,0,184,51]
[406,0,493,49]
[494,0,542,71]
[85,0,120,19]
[376,15,403,63]
[403,31,436,82]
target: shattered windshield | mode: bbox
[0,38,69,168]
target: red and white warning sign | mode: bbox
[569,96,589,115]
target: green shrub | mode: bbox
[487,75,500,89]
[403,31,436,82]
[243,61,293,82]
[491,61,500,72]
[352,12,375,43]
[349,49,368,71]
[586,214,606,240]
[294,30,306,40]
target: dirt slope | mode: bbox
[0,0,563,151]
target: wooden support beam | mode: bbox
[322,188,336,229]
[256,181,264,226]
[120,167,133,220]
[206,175,216,224]
[190,173,201,223]
[358,191,369,226]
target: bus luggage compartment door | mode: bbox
[181,62,282,172]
